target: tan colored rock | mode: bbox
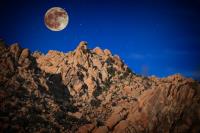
[9,43,21,58]
[84,76,97,97]
[112,106,124,114]
[74,42,89,66]
[76,124,95,133]
[20,48,29,58]
[92,126,108,133]
[113,55,122,65]
[75,41,88,60]
[92,58,102,69]
[1,41,200,133]
[101,69,108,82]
[44,66,58,74]
[18,58,31,67]
[73,80,85,93]
[102,93,112,105]
[32,51,42,58]
[123,86,132,95]
[68,112,82,119]
[35,56,45,66]
[7,57,15,72]
[93,47,104,55]
[76,41,88,50]
[87,68,99,79]
[113,120,130,133]
[104,49,111,56]
[45,50,65,67]
[106,108,128,129]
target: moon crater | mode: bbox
[44,7,69,31]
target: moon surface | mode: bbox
[44,7,69,31]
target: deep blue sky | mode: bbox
[0,0,200,80]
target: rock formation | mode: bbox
[0,41,200,133]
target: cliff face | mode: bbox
[0,41,200,133]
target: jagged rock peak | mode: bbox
[9,43,20,53]
[93,47,104,55]
[0,41,200,133]
[75,41,88,51]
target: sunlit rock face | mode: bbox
[0,41,200,133]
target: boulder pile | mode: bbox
[0,41,200,133]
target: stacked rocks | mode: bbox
[0,41,199,133]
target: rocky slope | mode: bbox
[0,40,200,133]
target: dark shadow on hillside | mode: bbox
[0,48,89,132]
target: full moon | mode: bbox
[44,7,69,31]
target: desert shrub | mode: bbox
[107,67,115,77]
[90,99,101,107]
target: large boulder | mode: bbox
[93,47,104,55]
[9,43,21,58]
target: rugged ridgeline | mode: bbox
[0,41,200,133]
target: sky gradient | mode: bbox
[0,0,200,80]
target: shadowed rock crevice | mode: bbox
[0,41,200,133]
[0,43,89,132]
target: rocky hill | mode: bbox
[0,41,200,133]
